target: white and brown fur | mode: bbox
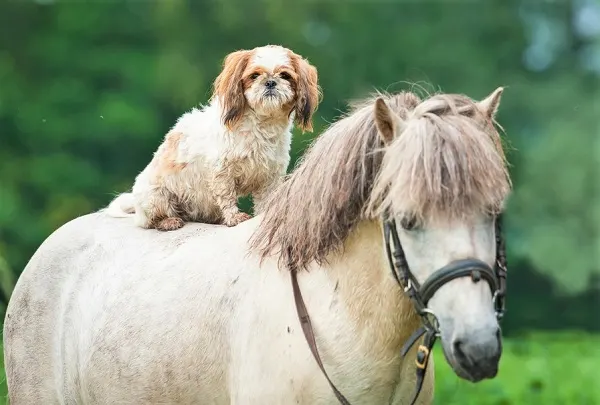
[105,45,320,231]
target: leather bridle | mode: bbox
[290,214,507,405]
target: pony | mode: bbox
[3,86,510,404]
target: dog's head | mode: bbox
[212,45,321,132]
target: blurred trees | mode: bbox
[0,0,598,332]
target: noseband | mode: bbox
[290,215,507,405]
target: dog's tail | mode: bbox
[104,193,136,218]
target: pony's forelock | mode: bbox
[366,94,511,223]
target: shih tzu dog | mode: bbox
[105,45,321,231]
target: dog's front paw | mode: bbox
[155,217,185,231]
[224,212,252,227]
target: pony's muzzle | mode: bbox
[423,259,504,382]
[451,326,502,381]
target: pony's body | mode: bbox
[4,213,431,404]
[5,88,510,404]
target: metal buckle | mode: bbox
[497,262,507,273]
[420,308,441,336]
[415,345,430,369]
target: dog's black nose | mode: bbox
[265,80,277,89]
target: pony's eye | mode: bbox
[250,73,260,80]
[400,215,418,231]
[279,72,292,81]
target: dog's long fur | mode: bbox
[105,45,320,231]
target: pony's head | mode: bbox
[368,87,510,381]
[251,86,511,384]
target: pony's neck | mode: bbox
[323,220,420,357]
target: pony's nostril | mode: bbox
[453,339,467,361]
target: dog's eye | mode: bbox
[279,72,292,81]
[250,73,260,80]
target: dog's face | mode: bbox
[242,48,297,114]
[213,45,321,132]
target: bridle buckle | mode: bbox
[415,345,430,369]
[419,308,441,336]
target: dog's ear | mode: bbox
[213,50,252,130]
[289,52,321,133]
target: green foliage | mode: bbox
[0,254,14,320]
[506,78,600,293]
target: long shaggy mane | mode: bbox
[249,90,511,271]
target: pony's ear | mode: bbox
[476,87,504,119]
[212,50,252,130]
[374,98,403,145]
[290,53,321,133]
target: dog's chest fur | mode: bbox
[163,103,294,201]
[224,113,293,195]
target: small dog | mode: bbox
[105,45,320,231]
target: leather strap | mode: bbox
[290,270,352,405]
[419,258,499,305]
[401,326,427,357]
[406,330,437,405]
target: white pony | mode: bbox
[4,87,510,404]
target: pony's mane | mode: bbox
[249,90,511,271]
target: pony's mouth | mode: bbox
[441,341,500,382]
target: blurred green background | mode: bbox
[0,0,599,403]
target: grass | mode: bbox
[0,332,597,404]
[433,331,600,404]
